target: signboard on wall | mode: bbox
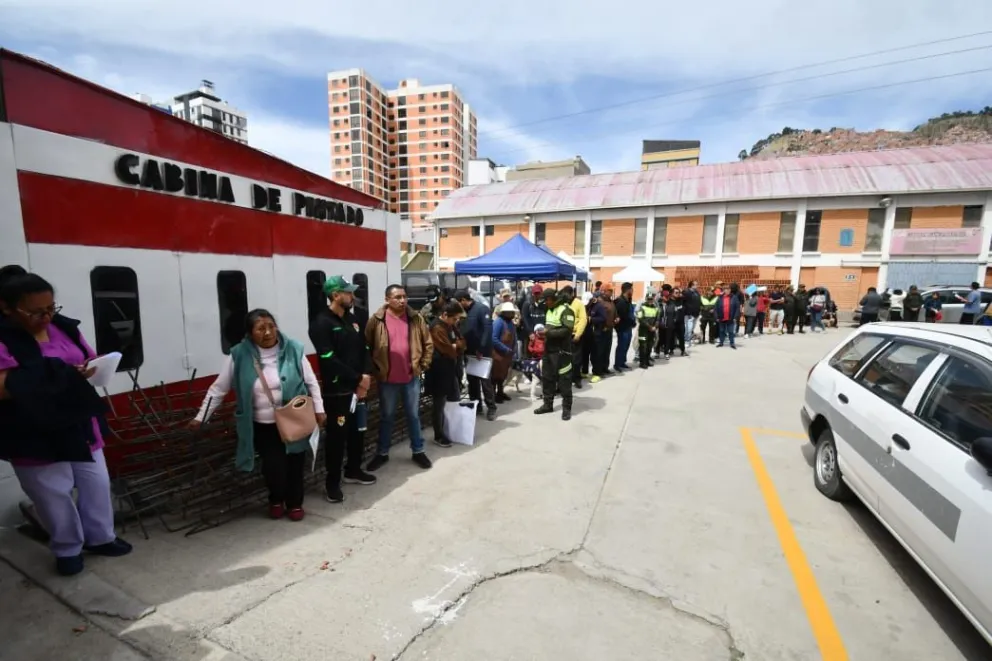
[889,228,983,256]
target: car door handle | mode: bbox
[837,393,849,404]
[892,434,911,450]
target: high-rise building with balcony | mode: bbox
[328,69,477,228]
[169,81,248,145]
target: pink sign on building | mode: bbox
[889,228,984,256]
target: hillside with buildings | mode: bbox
[739,107,992,160]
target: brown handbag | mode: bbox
[490,325,515,382]
[252,358,316,443]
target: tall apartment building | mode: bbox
[327,69,478,228]
[168,81,248,145]
[641,140,700,170]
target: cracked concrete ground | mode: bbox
[3,329,990,660]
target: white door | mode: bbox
[814,332,890,510]
[897,354,992,639]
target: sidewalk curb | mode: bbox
[0,528,155,621]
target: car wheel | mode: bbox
[813,428,853,501]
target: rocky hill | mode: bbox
[738,107,992,160]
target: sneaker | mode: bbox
[365,454,389,472]
[412,452,433,469]
[83,537,133,557]
[486,408,496,422]
[343,469,377,485]
[287,508,305,522]
[56,554,84,576]
[324,487,345,503]
[433,436,453,448]
[589,375,602,384]
[562,409,571,421]
[268,503,285,519]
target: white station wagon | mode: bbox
[802,323,992,645]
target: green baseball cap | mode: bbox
[323,275,359,296]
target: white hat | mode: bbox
[581,292,593,305]
[497,301,518,314]
[534,324,546,333]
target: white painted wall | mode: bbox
[0,123,27,268]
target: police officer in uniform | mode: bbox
[636,292,659,369]
[534,288,576,421]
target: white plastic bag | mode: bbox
[443,400,478,446]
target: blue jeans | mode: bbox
[377,378,425,456]
[614,328,633,369]
[683,315,697,350]
[717,321,736,347]
[811,310,824,331]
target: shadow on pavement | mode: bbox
[841,502,990,661]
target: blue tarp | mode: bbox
[454,234,588,281]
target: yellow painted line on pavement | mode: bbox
[748,427,808,440]
[740,427,849,661]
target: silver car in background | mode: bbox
[854,286,992,324]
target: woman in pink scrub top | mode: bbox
[0,268,132,576]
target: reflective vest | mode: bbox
[546,304,568,327]
[637,305,658,320]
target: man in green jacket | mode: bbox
[636,293,659,369]
[534,289,576,421]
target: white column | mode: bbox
[646,207,656,262]
[714,204,727,263]
[877,199,898,291]
[527,215,536,242]
[478,217,485,255]
[789,200,808,286]
[977,192,992,284]
[584,211,593,272]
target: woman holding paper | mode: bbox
[0,270,132,577]
[190,309,325,522]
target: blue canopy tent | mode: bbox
[454,234,588,281]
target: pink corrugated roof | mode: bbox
[434,144,992,220]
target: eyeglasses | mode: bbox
[18,304,62,320]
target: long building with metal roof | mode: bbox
[430,144,992,311]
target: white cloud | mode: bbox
[247,117,330,177]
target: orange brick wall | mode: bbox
[439,226,476,260]
[799,267,816,286]
[544,222,577,254]
[738,212,781,254]
[812,266,866,310]
[485,223,527,251]
[667,216,704,255]
[774,267,791,280]
[819,209,867,253]
[909,206,964,230]
[986,267,992,287]
[601,219,636,256]
[859,267,880,298]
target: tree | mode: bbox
[738,150,748,161]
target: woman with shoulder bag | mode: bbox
[190,309,325,522]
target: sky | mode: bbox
[2,1,992,178]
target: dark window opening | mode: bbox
[217,271,249,355]
[90,266,144,371]
[802,210,822,252]
[306,270,327,325]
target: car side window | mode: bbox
[855,341,940,407]
[828,334,887,377]
[917,356,992,452]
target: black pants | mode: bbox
[571,344,583,385]
[904,308,920,322]
[542,349,572,410]
[745,315,757,336]
[699,317,716,343]
[960,313,976,325]
[796,310,806,332]
[427,366,461,441]
[859,312,878,326]
[254,422,306,509]
[467,373,496,412]
[581,329,595,375]
[323,396,365,492]
[638,331,655,367]
[593,329,611,375]
[785,312,797,334]
[656,327,675,355]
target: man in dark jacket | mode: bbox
[520,284,546,342]
[903,285,924,322]
[681,280,701,353]
[715,283,741,349]
[455,290,496,420]
[613,282,636,371]
[309,275,378,503]
[794,285,809,333]
[859,287,883,326]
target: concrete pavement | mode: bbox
[2,327,989,660]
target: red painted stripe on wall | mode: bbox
[1,51,381,209]
[18,172,388,261]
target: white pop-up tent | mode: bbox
[610,260,666,283]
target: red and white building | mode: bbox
[0,50,401,521]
